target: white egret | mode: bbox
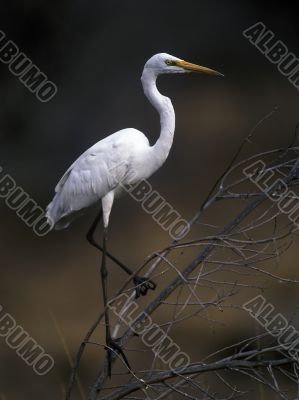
[46,53,223,374]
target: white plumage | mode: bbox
[46,53,222,231]
[46,52,222,375]
[47,129,150,228]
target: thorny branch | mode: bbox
[66,114,299,400]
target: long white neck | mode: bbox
[141,68,175,168]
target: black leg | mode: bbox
[100,228,131,377]
[87,210,132,275]
[87,210,156,298]
[100,228,109,341]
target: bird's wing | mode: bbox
[47,128,149,227]
[55,158,81,193]
[54,128,148,194]
[54,144,115,194]
[47,150,126,226]
[53,149,126,206]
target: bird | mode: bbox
[46,52,223,375]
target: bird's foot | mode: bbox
[105,336,131,378]
[133,275,156,298]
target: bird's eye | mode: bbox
[165,59,175,66]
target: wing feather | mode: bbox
[47,128,149,228]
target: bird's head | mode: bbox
[144,53,224,77]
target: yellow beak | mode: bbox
[176,60,224,77]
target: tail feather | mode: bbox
[46,195,93,230]
[46,194,63,230]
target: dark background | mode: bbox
[0,1,298,399]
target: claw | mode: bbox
[133,276,157,298]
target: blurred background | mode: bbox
[0,1,298,399]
